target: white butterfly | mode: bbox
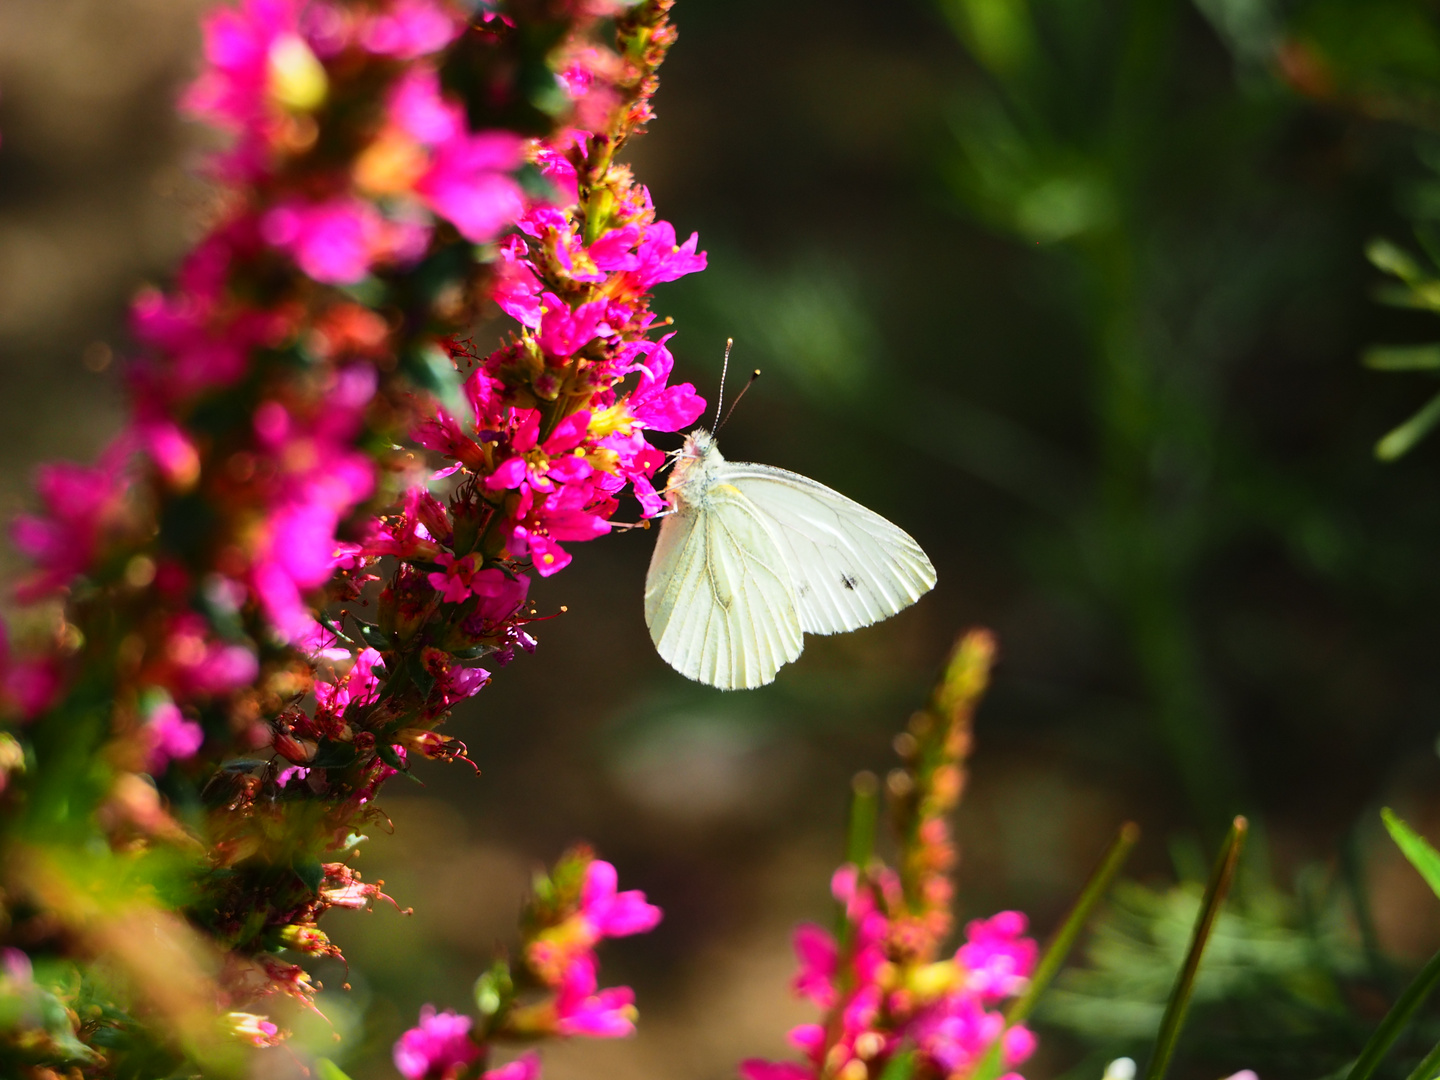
[644,427,937,690]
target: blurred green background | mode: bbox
[8,0,1440,1077]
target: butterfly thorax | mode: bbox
[666,428,726,510]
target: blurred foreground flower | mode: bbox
[740,632,1041,1080]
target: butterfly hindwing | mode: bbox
[722,464,937,636]
[644,483,803,690]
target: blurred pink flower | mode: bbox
[145,700,205,773]
[393,1005,480,1079]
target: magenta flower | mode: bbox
[11,459,126,602]
[625,334,705,433]
[182,0,304,178]
[393,1005,480,1080]
[260,197,384,285]
[417,131,526,244]
[144,700,205,773]
[579,860,664,939]
[628,220,707,289]
[790,924,838,1007]
[956,911,1037,1002]
[536,293,611,359]
[484,1052,541,1080]
[361,0,462,59]
[553,955,638,1038]
[0,623,58,720]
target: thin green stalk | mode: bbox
[837,772,880,946]
[846,770,880,869]
[1143,815,1248,1080]
[970,822,1141,1080]
[1007,822,1142,1026]
[1405,1037,1440,1080]
[1346,946,1440,1080]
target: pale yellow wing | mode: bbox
[644,484,803,690]
[722,464,936,636]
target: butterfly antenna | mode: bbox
[711,338,733,430]
[716,368,762,434]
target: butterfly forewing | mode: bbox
[644,484,803,690]
[722,464,937,636]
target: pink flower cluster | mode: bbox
[3,0,690,1062]
[393,855,661,1076]
[525,858,663,1037]
[741,866,1038,1080]
[184,0,528,284]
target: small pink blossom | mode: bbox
[261,197,380,285]
[484,1052,541,1080]
[580,860,663,939]
[418,131,526,243]
[393,1005,480,1079]
[553,955,637,1038]
[145,700,205,772]
[537,293,610,358]
[957,911,1037,1002]
[361,0,461,59]
[791,924,838,1007]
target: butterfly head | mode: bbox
[683,427,716,459]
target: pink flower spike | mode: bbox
[393,1005,480,1080]
[484,1051,542,1080]
[580,860,663,938]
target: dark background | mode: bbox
[6,0,1440,1076]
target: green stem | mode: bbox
[970,822,1141,1080]
[1405,1037,1440,1080]
[1143,815,1248,1080]
[1346,946,1440,1080]
[1007,822,1141,1026]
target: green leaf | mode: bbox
[1368,238,1425,283]
[351,618,390,650]
[1376,389,1440,461]
[877,1048,917,1080]
[309,740,359,769]
[1364,344,1440,371]
[315,1060,355,1080]
[292,857,324,894]
[1382,808,1440,899]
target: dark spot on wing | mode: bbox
[841,574,858,591]
[798,583,812,598]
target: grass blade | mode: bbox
[1376,389,1440,461]
[1382,808,1440,900]
[1364,344,1440,371]
[970,821,1141,1080]
[1405,1037,1440,1080]
[1346,946,1440,1080]
[1142,815,1248,1080]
